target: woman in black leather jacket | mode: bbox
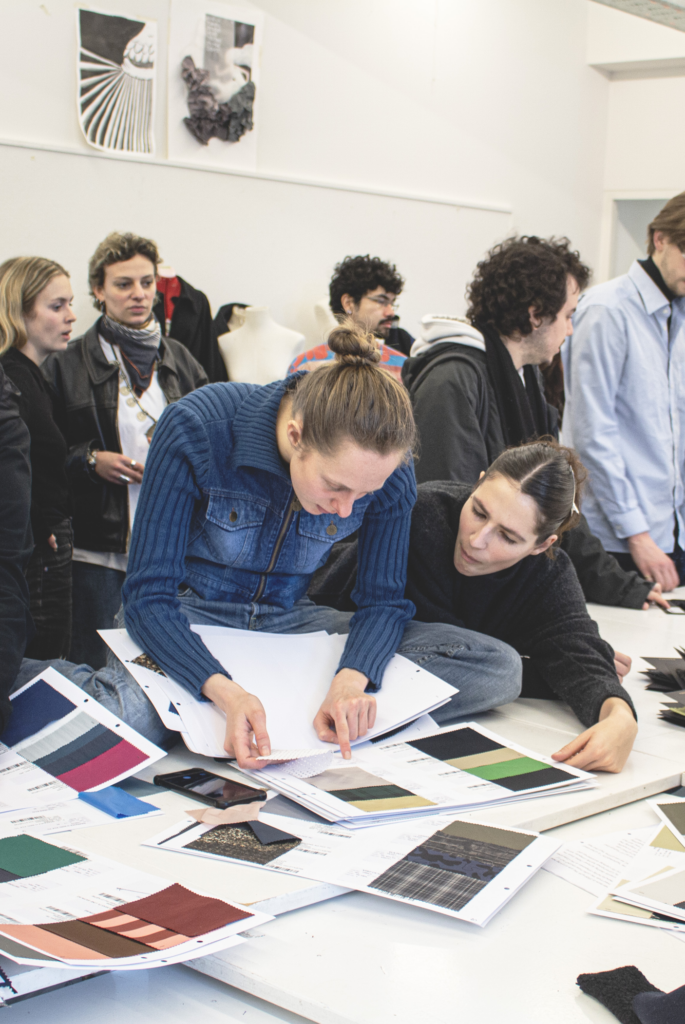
[45,232,207,668]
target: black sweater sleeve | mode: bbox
[507,555,637,727]
[411,360,492,485]
[561,515,651,610]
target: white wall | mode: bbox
[0,0,610,343]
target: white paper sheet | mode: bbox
[144,812,558,927]
[0,746,77,813]
[542,827,653,896]
[0,798,162,838]
[101,627,456,758]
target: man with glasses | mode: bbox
[563,192,685,591]
[329,254,413,355]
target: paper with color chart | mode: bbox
[240,722,595,830]
[610,864,685,924]
[0,670,166,815]
[651,797,685,842]
[589,824,685,933]
[100,626,457,758]
[145,811,558,927]
[0,833,271,970]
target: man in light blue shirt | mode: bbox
[563,193,685,592]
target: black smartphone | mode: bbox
[663,599,685,615]
[153,768,267,809]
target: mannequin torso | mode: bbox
[218,306,305,384]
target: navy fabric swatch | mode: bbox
[1,679,76,747]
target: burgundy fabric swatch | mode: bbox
[118,883,252,937]
[57,739,147,791]
[41,920,154,958]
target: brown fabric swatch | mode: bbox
[118,883,253,937]
[41,920,154,958]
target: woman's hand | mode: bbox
[314,668,376,759]
[202,673,271,769]
[47,533,58,552]
[642,583,671,611]
[551,697,637,773]
[93,451,144,486]
[614,651,632,681]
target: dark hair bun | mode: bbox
[328,320,381,366]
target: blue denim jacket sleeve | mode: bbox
[338,460,417,690]
[122,394,233,696]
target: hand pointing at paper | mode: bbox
[202,666,376,767]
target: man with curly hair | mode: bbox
[562,193,685,592]
[402,235,664,614]
[329,255,413,355]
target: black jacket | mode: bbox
[44,322,208,553]
[0,366,33,732]
[153,277,227,383]
[402,342,652,610]
[309,483,636,728]
[1,347,71,542]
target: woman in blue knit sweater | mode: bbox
[122,323,520,767]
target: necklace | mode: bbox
[112,349,158,441]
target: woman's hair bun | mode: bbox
[327,319,381,366]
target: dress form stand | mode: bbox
[313,299,338,342]
[218,306,305,385]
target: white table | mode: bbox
[8,595,685,1022]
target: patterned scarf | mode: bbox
[99,314,161,396]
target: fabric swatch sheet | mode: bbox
[100,626,456,757]
[0,833,271,970]
[145,811,558,926]
[589,823,685,935]
[241,722,595,829]
[0,787,162,840]
[0,668,166,808]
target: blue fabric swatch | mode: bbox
[1,679,76,747]
[78,786,157,819]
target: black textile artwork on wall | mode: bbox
[181,57,255,145]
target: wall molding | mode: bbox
[0,136,512,216]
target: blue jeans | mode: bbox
[14,658,176,750]
[71,562,126,670]
[169,593,522,721]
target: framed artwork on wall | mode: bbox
[77,8,157,155]
[168,0,264,170]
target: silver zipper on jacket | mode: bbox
[252,494,302,603]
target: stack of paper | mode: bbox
[240,722,595,829]
[101,626,457,758]
[144,810,558,927]
[0,833,271,970]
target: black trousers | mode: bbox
[24,518,73,660]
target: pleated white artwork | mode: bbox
[77,9,157,155]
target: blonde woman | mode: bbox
[0,257,76,658]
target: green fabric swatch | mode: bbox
[0,835,86,878]
[465,756,551,781]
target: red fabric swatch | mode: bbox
[57,739,147,791]
[118,883,253,937]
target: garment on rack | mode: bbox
[153,276,227,383]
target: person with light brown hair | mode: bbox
[121,321,522,768]
[0,257,76,658]
[563,192,685,592]
[44,231,207,669]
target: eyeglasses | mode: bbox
[366,295,398,309]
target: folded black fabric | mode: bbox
[577,966,661,1024]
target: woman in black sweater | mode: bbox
[0,257,75,658]
[310,439,639,772]
[405,440,638,773]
